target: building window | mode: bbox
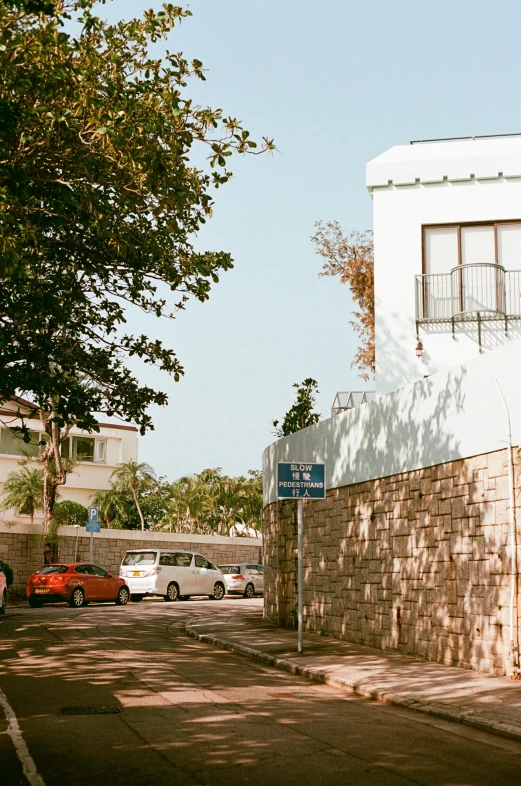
[61,436,107,464]
[0,429,46,457]
[71,437,94,462]
[423,220,521,274]
[95,439,107,464]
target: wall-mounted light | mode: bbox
[415,339,424,360]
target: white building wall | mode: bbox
[368,138,521,395]
[0,402,138,519]
[263,338,521,506]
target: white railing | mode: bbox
[415,264,521,321]
[331,391,375,417]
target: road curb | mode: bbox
[185,620,521,745]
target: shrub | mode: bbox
[0,560,14,587]
[54,500,88,528]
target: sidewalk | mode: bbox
[185,607,521,743]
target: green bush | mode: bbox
[0,560,14,587]
[54,500,89,528]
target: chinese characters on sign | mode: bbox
[277,463,326,499]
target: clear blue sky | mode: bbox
[99,0,521,480]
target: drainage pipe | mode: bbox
[495,378,520,674]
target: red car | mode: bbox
[0,567,6,614]
[26,563,130,608]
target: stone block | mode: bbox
[488,451,507,478]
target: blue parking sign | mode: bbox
[88,506,99,523]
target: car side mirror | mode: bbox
[107,572,113,578]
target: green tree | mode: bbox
[312,222,375,380]
[0,464,44,525]
[0,0,273,546]
[90,487,128,529]
[92,474,171,530]
[158,467,263,535]
[106,461,157,531]
[53,500,88,528]
[160,472,214,534]
[237,470,263,533]
[272,378,321,438]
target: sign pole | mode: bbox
[87,506,100,563]
[297,498,303,654]
[276,463,325,657]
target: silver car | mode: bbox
[218,563,264,598]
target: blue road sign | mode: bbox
[88,506,99,523]
[277,462,326,499]
[86,520,101,533]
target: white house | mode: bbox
[0,397,138,521]
[262,135,521,676]
[368,135,521,395]
[264,133,521,496]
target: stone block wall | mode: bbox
[263,447,521,676]
[0,525,262,599]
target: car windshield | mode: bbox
[218,566,241,574]
[37,565,68,575]
[122,552,157,566]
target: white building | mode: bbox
[264,134,521,500]
[368,135,521,395]
[0,397,138,521]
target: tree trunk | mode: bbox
[39,405,72,563]
[131,483,145,531]
[42,467,60,563]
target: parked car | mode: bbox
[218,563,264,598]
[119,549,226,602]
[26,563,130,608]
[0,567,6,614]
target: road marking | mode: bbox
[0,686,45,786]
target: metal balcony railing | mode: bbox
[331,390,375,417]
[415,263,521,349]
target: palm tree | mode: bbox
[109,461,156,531]
[0,465,44,525]
[90,487,127,529]
[160,474,212,534]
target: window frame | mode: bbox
[422,219,521,274]
[0,428,47,458]
[61,435,108,464]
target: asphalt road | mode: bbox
[1,597,521,786]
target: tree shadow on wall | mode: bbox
[267,361,467,496]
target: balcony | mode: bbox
[415,263,521,350]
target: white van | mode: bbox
[119,549,226,602]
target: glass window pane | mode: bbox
[174,553,193,567]
[95,439,107,463]
[122,552,157,566]
[461,226,495,265]
[72,436,94,462]
[497,224,521,271]
[425,227,458,274]
[0,428,41,457]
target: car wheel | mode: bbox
[0,590,6,614]
[164,582,179,602]
[68,587,85,608]
[130,594,144,602]
[243,583,254,599]
[116,586,130,606]
[28,596,43,608]
[209,582,225,601]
